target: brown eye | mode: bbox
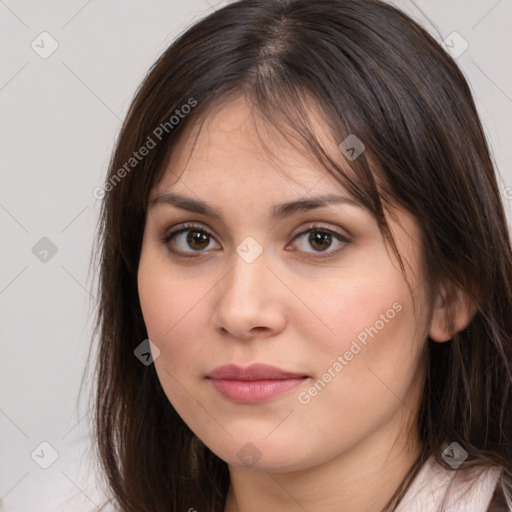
[185,230,210,250]
[290,225,351,258]
[162,222,351,260]
[163,223,220,257]
[308,230,334,251]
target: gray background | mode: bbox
[1,0,511,510]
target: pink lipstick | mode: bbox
[207,363,308,403]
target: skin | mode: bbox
[137,96,475,512]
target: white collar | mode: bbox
[396,456,502,511]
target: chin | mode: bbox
[207,436,315,473]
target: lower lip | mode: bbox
[209,378,307,403]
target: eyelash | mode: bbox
[160,222,351,260]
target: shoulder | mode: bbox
[396,456,508,512]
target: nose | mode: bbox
[212,246,287,341]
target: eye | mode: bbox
[161,222,351,259]
[162,222,220,258]
[288,224,350,258]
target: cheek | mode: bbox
[306,262,411,359]
[300,264,424,413]
[315,272,419,417]
[137,254,214,381]
[138,261,210,418]
[138,249,200,339]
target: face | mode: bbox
[137,96,431,473]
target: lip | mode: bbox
[207,363,307,380]
[207,363,308,403]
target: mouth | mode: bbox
[206,363,309,403]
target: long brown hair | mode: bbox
[88,0,512,510]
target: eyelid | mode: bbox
[160,222,219,246]
[289,221,350,242]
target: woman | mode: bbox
[90,0,512,510]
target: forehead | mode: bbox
[153,96,353,197]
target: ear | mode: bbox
[429,281,478,342]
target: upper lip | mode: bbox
[207,363,307,381]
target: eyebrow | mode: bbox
[149,192,364,221]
